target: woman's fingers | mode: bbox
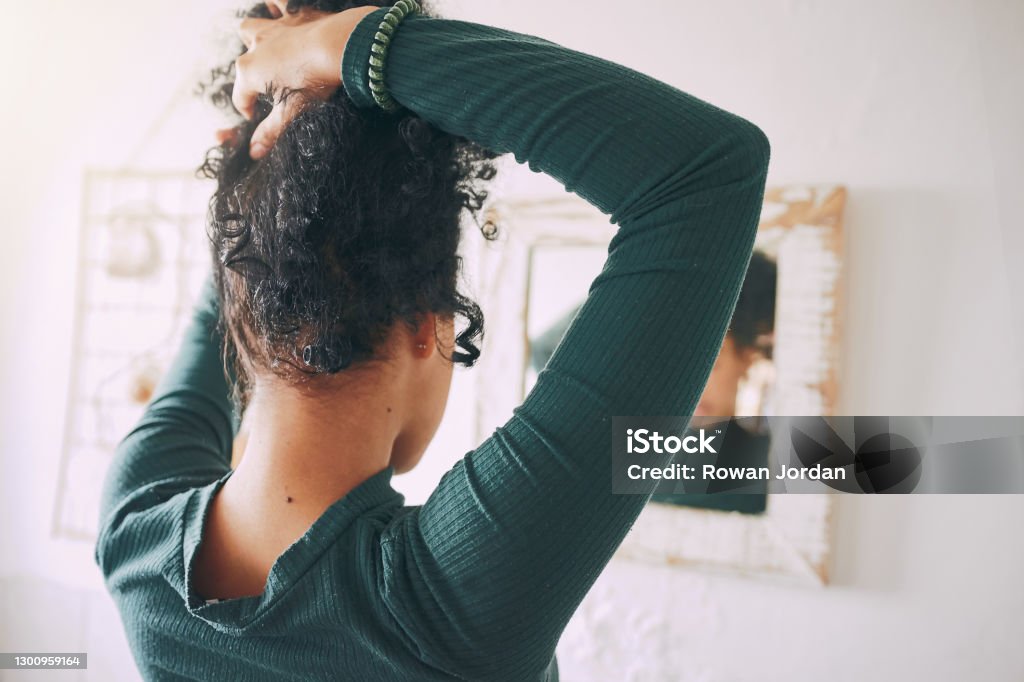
[231,7,357,145]
[237,17,272,50]
[250,95,305,159]
[234,18,275,118]
[232,52,259,119]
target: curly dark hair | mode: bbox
[729,249,777,358]
[196,0,500,416]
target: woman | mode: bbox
[95,1,770,679]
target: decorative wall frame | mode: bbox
[471,185,847,585]
[55,169,211,541]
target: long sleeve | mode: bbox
[342,9,770,680]
[96,272,237,561]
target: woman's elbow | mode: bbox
[736,120,772,180]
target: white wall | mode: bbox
[1,1,1022,680]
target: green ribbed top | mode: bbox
[96,7,769,681]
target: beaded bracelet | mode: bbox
[368,0,422,112]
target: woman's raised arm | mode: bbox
[337,6,770,680]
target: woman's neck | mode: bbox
[226,371,408,529]
[193,372,410,601]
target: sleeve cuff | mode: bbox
[341,7,392,110]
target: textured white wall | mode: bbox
[1,0,1022,680]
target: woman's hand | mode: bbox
[230,2,379,159]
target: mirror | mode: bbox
[472,185,847,584]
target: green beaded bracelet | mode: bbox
[368,0,421,112]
